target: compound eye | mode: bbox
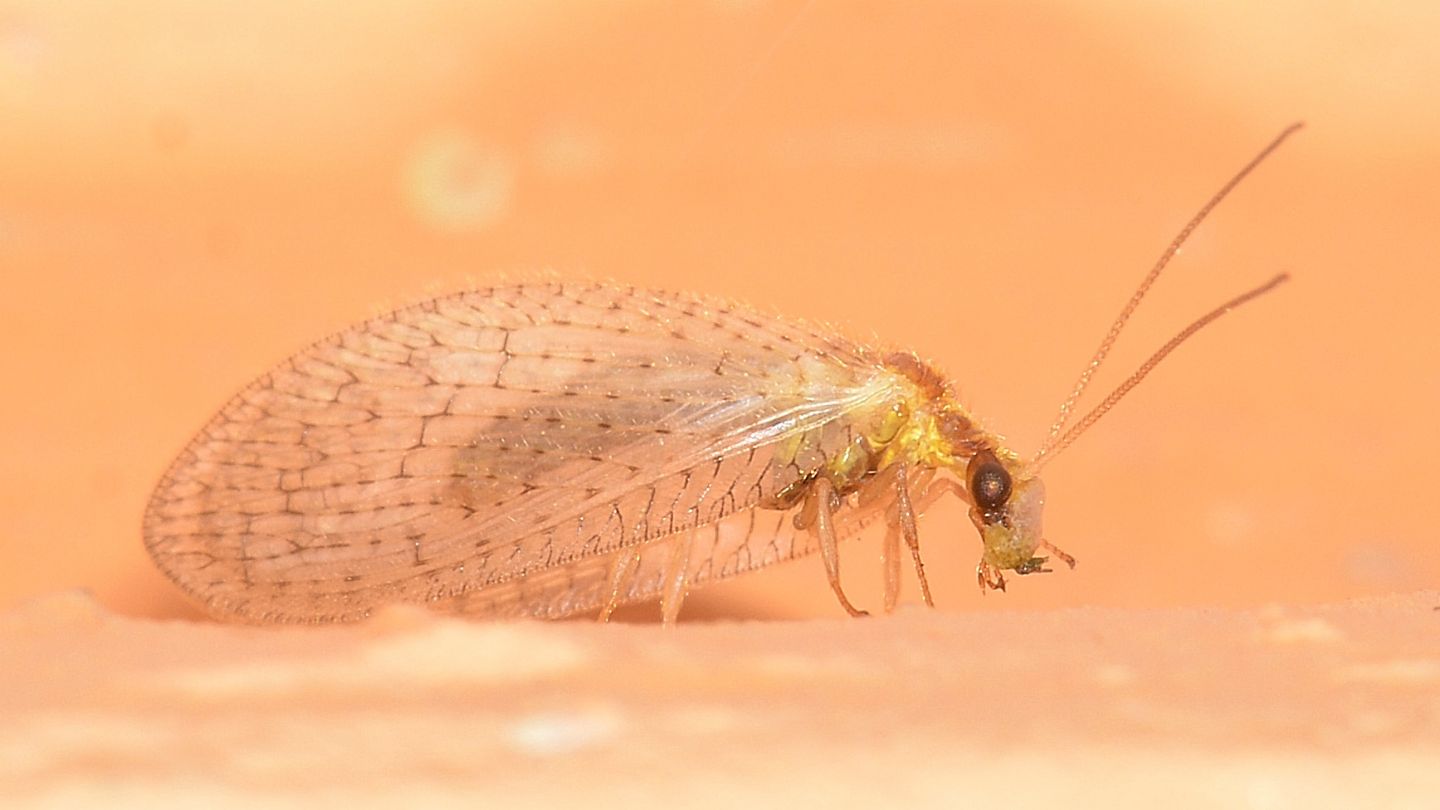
[969,454,1012,510]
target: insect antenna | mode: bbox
[1028,122,1304,470]
[1029,272,1289,472]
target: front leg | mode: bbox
[976,561,1007,593]
[910,476,970,513]
[872,470,970,611]
[969,507,1007,594]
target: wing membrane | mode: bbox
[145,283,892,621]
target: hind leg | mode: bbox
[597,547,641,623]
[659,526,698,627]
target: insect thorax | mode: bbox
[759,354,1000,511]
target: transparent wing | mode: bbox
[442,490,893,620]
[144,282,892,622]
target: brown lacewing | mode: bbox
[144,125,1301,624]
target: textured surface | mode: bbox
[4,591,1440,808]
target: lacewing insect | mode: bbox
[144,125,1301,624]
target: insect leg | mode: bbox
[860,464,904,612]
[877,469,964,609]
[976,561,1007,593]
[813,477,869,618]
[597,546,641,623]
[857,461,900,509]
[881,523,902,613]
[910,476,970,512]
[660,526,698,627]
[891,463,934,608]
[967,506,1007,594]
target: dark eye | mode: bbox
[969,454,1012,510]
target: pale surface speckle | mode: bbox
[1205,500,1258,547]
[1260,615,1345,644]
[533,125,610,177]
[1092,662,1139,687]
[402,131,516,232]
[1335,659,1440,686]
[506,706,625,756]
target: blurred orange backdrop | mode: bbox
[1,1,1436,621]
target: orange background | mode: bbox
[1,1,1435,621]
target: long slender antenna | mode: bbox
[1031,122,1304,466]
[1029,272,1290,473]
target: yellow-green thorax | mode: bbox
[864,352,1013,477]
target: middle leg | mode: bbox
[889,463,935,609]
[812,477,868,618]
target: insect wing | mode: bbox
[144,283,883,621]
